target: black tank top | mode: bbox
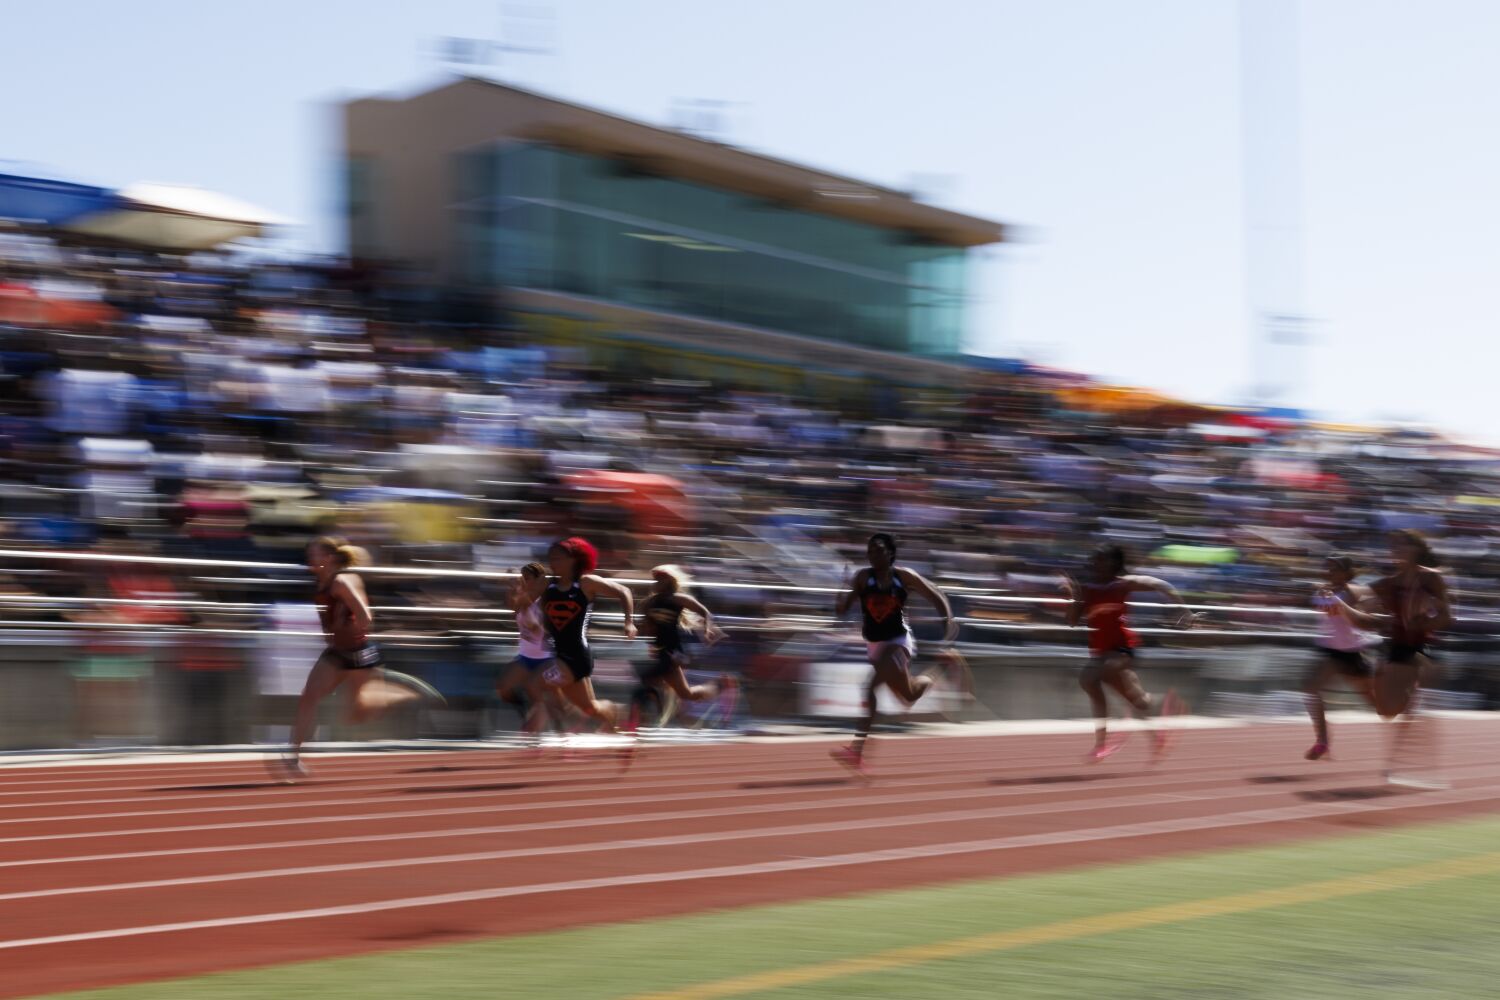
[860,569,909,643]
[644,593,685,653]
[542,580,591,660]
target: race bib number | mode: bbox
[353,646,381,669]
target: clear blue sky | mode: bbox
[7,1,1500,441]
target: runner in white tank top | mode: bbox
[496,563,559,742]
[1304,555,1378,760]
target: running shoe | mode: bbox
[617,735,639,770]
[717,673,741,717]
[1305,741,1330,761]
[1087,738,1128,763]
[921,651,976,721]
[377,668,448,706]
[1151,689,1185,761]
[1385,772,1449,791]
[830,744,869,776]
[269,753,310,784]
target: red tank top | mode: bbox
[1385,574,1440,647]
[1080,579,1137,655]
[315,574,367,652]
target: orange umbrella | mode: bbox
[564,470,695,536]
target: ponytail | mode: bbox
[651,564,690,594]
[313,535,372,569]
[336,544,371,568]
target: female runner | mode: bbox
[830,533,958,775]
[627,565,736,731]
[538,537,636,733]
[1066,543,1187,762]
[277,536,444,781]
[495,562,564,743]
[1304,554,1379,760]
[1326,530,1452,781]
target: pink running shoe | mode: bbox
[1151,690,1185,761]
[830,744,869,776]
[1088,738,1128,763]
[1305,742,1330,761]
[715,675,740,724]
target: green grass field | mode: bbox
[47,814,1500,1000]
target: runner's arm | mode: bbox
[331,574,373,631]
[676,593,723,642]
[1060,575,1081,627]
[1123,575,1194,628]
[1425,571,1454,632]
[1328,583,1387,629]
[834,571,863,618]
[583,575,637,639]
[897,567,958,641]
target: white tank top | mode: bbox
[1315,589,1373,651]
[516,600,552,660]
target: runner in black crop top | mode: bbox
[830,533,958,774]
[537,537,636,737]
[626,565,736,731]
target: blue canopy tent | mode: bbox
[0,173,283,250]
[0,173,115,226]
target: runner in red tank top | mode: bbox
[273,536,444,782]
[1065,544,1192,762]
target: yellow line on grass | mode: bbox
[629,850,1500,1000]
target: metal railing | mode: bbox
[1,545,1477,646]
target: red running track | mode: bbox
[1,718,1498,998]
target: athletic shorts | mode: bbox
[1318,646,1373,678]
[326,644,382,671]
[543,648,594,683]
[513,654,553,673]
[1091,646,1137,663]
[638,648,687,683]
[1387,643,1431,665]
[867,634,916,665]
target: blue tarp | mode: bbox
[959,355,1033,375]
[339,487,468,503]
[0,173,116,225]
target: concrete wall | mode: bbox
[0,634,1490,750]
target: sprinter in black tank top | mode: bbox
[538,537,636,735]
[830,533,958,775]
[626,565,737,730]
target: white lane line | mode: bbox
[0,721,1422,800]
[8,755,1500,881]
[11,752,1500,872]
[0,718,1476,827]
[0,739,1116,812]
[0,740,1330,829]
[0,775,1404,901]
[0,745,1416,849]
[1,781,1494,952]
[0,795,1260,902]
